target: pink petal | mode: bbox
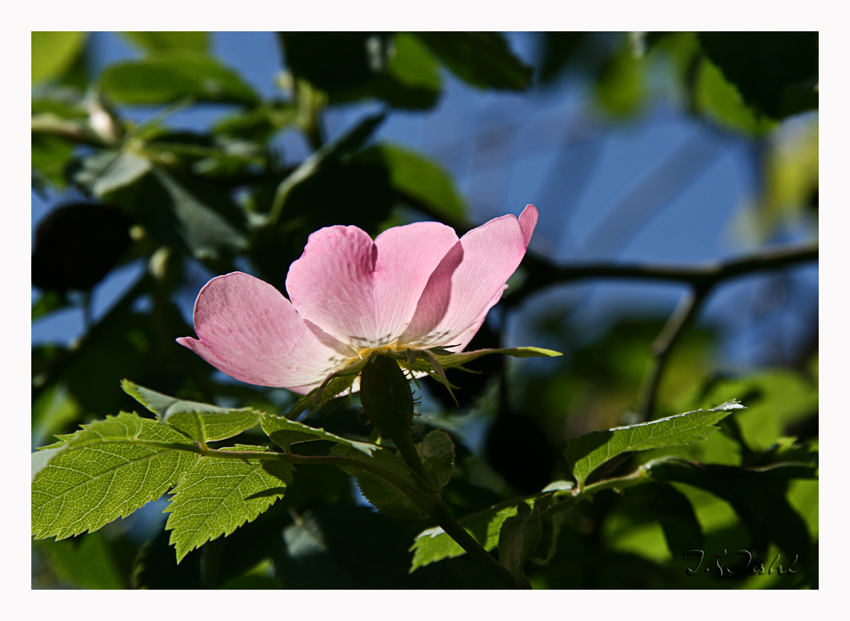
[285,222,459,349]
[401,205,538,349]
[177,272,354,394]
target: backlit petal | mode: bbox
[177,272,354,394]
[402,205,538,348]
[286,222,458,349]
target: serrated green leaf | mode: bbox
[498,502,541,585]
[415,33,533,91]
[418,430,455,491]
[332,444,425,519]
[261,412,376,457]
[165,447,293,562]
[122,32,209,54]
[565,401,745,488]
[121,380,261,444]
[32,412,201,540]
[32,32,87,85]
[410,501,524,571]
[100,52,259,106]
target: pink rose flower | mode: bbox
[178,205,538,394]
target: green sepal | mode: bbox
[32,411,201,540]
[565,400,745,488]
[285,358,368,419]
[398,346,562,374]
[122,379,262,445]
[261,412,376,457]
[165,445,293,562]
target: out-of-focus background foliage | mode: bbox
[32,32,817,589]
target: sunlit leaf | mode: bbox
[165,446,293,562]
[122,380,262,444]
[32,412,201,540]
[122,32,209,54]
[32,32,87,85]
[565,401,745,488]
[261,411,376,457]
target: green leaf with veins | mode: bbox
[409,486,572,572]
[165,446,293,562]
[122,380,261,444]
[261,412,376,457]
[565,401,745,488]
[32,412,201,540]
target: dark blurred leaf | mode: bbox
[101,52,259,106]
[594,41,647,118]
[415,33,533,91]
[108,167,248,259]
[485,412,554,494]
[673,370,818,452]
[694,58,776,136]
[32,202,133,293]
[32,32,87,85]
[134,523,203,589]
[333,33,443,110]
[498,502,541,585]
[610,482,705,560]
[357,142,467,220]
[35,531,126,589]
[122,32,209,54]
[31,290,71,322]
[332,443,425,519]
[214,102,297,142]
[698,32,818,119]
[32,133,75,188]
[32,384,82,449]
[280,32,394,92]
[538,32,590,84]
[418,430,455,491]
[646,456,816,566]
[277,504,498,588]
